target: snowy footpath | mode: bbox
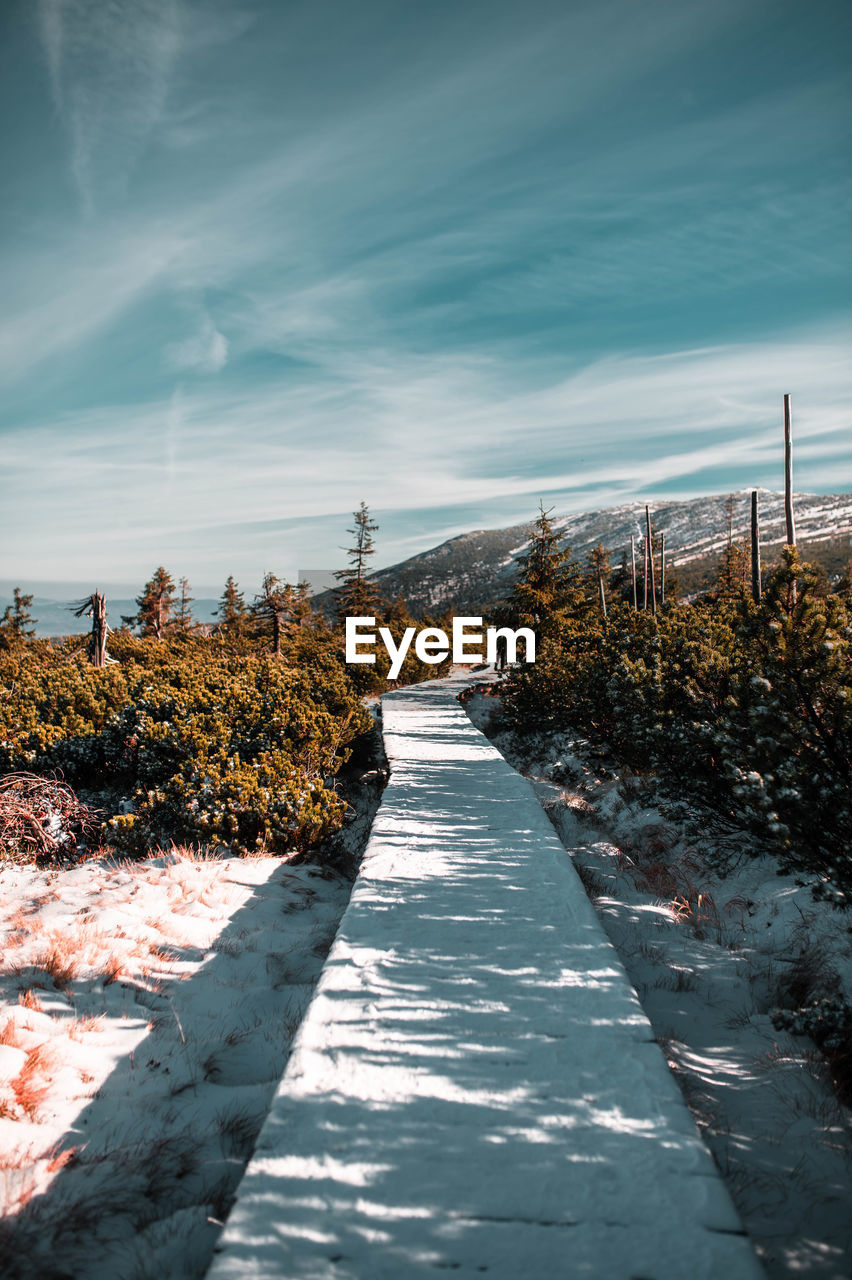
[208,674,764,1279]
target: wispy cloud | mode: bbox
[38,0,182,214]
[4,0,849,587]
[4,322,850,585]
[166,309,229,374]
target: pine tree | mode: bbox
[715,540,749,600]
[510,504,582,634]
[252,575,311,657]
[586,542,611,615]
[127,568,175,640]
[0,587,36,644]
[335,501,383,620]
[216,576,247,627]
[175,577,195,631]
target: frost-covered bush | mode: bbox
[771,997,851,1053]
[502,548,852,903]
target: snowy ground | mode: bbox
[3,676,850,1279]
[210,674,762,1280]
[464,682,852,1280]
[0,830,377,1279]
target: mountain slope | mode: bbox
[358,491,852,615]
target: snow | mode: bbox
[465,690,852,1279]
[0,848,353,1278]
[209,674,762,1279]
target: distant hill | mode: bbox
[315,490,852,616]
[8,597,222,641]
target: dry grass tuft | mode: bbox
[32,937,79,990]
[11,1044,57,1120]
[0,1018,20,1047]
[17,989,42,1012]
[96,953,124,986]
[68,1014,103,1040]
[44,1144,79,1174]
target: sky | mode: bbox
[1,0,850,595]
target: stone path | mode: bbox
[208,675,763,1279]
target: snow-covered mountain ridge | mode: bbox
[367,490,852,614]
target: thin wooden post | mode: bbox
[643,537,648,610]
[784,393,797,606]
[751,490,762,604]
[784,394,796,548]
[646,505,657,616]
[630,536,638,609]
[660,533,666,606]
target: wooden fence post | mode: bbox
[784,393,797,606]
[660,533,666,606]
[751,490,762,604]
[639,532,647,606]
[631,536,637,609]
[784,394,796,549]
[646,505,657,616]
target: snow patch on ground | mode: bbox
[464,688,852,1280]
[0,849,354,1279]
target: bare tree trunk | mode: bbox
[784,393,797,606]
[751,490,762,604]
[646,505,657,616]
[631,536,637,609]
[91,592,107,667]
[784,394,796,548]
[272,608,282,657]
[643,537,649,611]
[660,533,666,606]
[598,572,607,619]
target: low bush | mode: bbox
[0,634,372,858]
[502,549,852,903]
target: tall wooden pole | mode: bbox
[630,537,637,609]
[784,394,796,548]
[643,537,648,610]
[784,393,797,605]
[751,490,762,604]
[645,505,657,616]
[660,533,666,606]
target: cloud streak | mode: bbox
[38,0,182,214]
[4,322,850,585]
[2,0,848,588]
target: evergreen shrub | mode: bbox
[0,634,371,857]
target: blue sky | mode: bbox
[1,0,850,594]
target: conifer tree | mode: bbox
[715,539,749,600]
[0,588,36,644]
[335,501,383,620]
[127,568,175,640]
[216,576,247,626]
[253,575,311,657]
[510,504,582,633]
[175,577,195,631]
[586,542,611,614]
